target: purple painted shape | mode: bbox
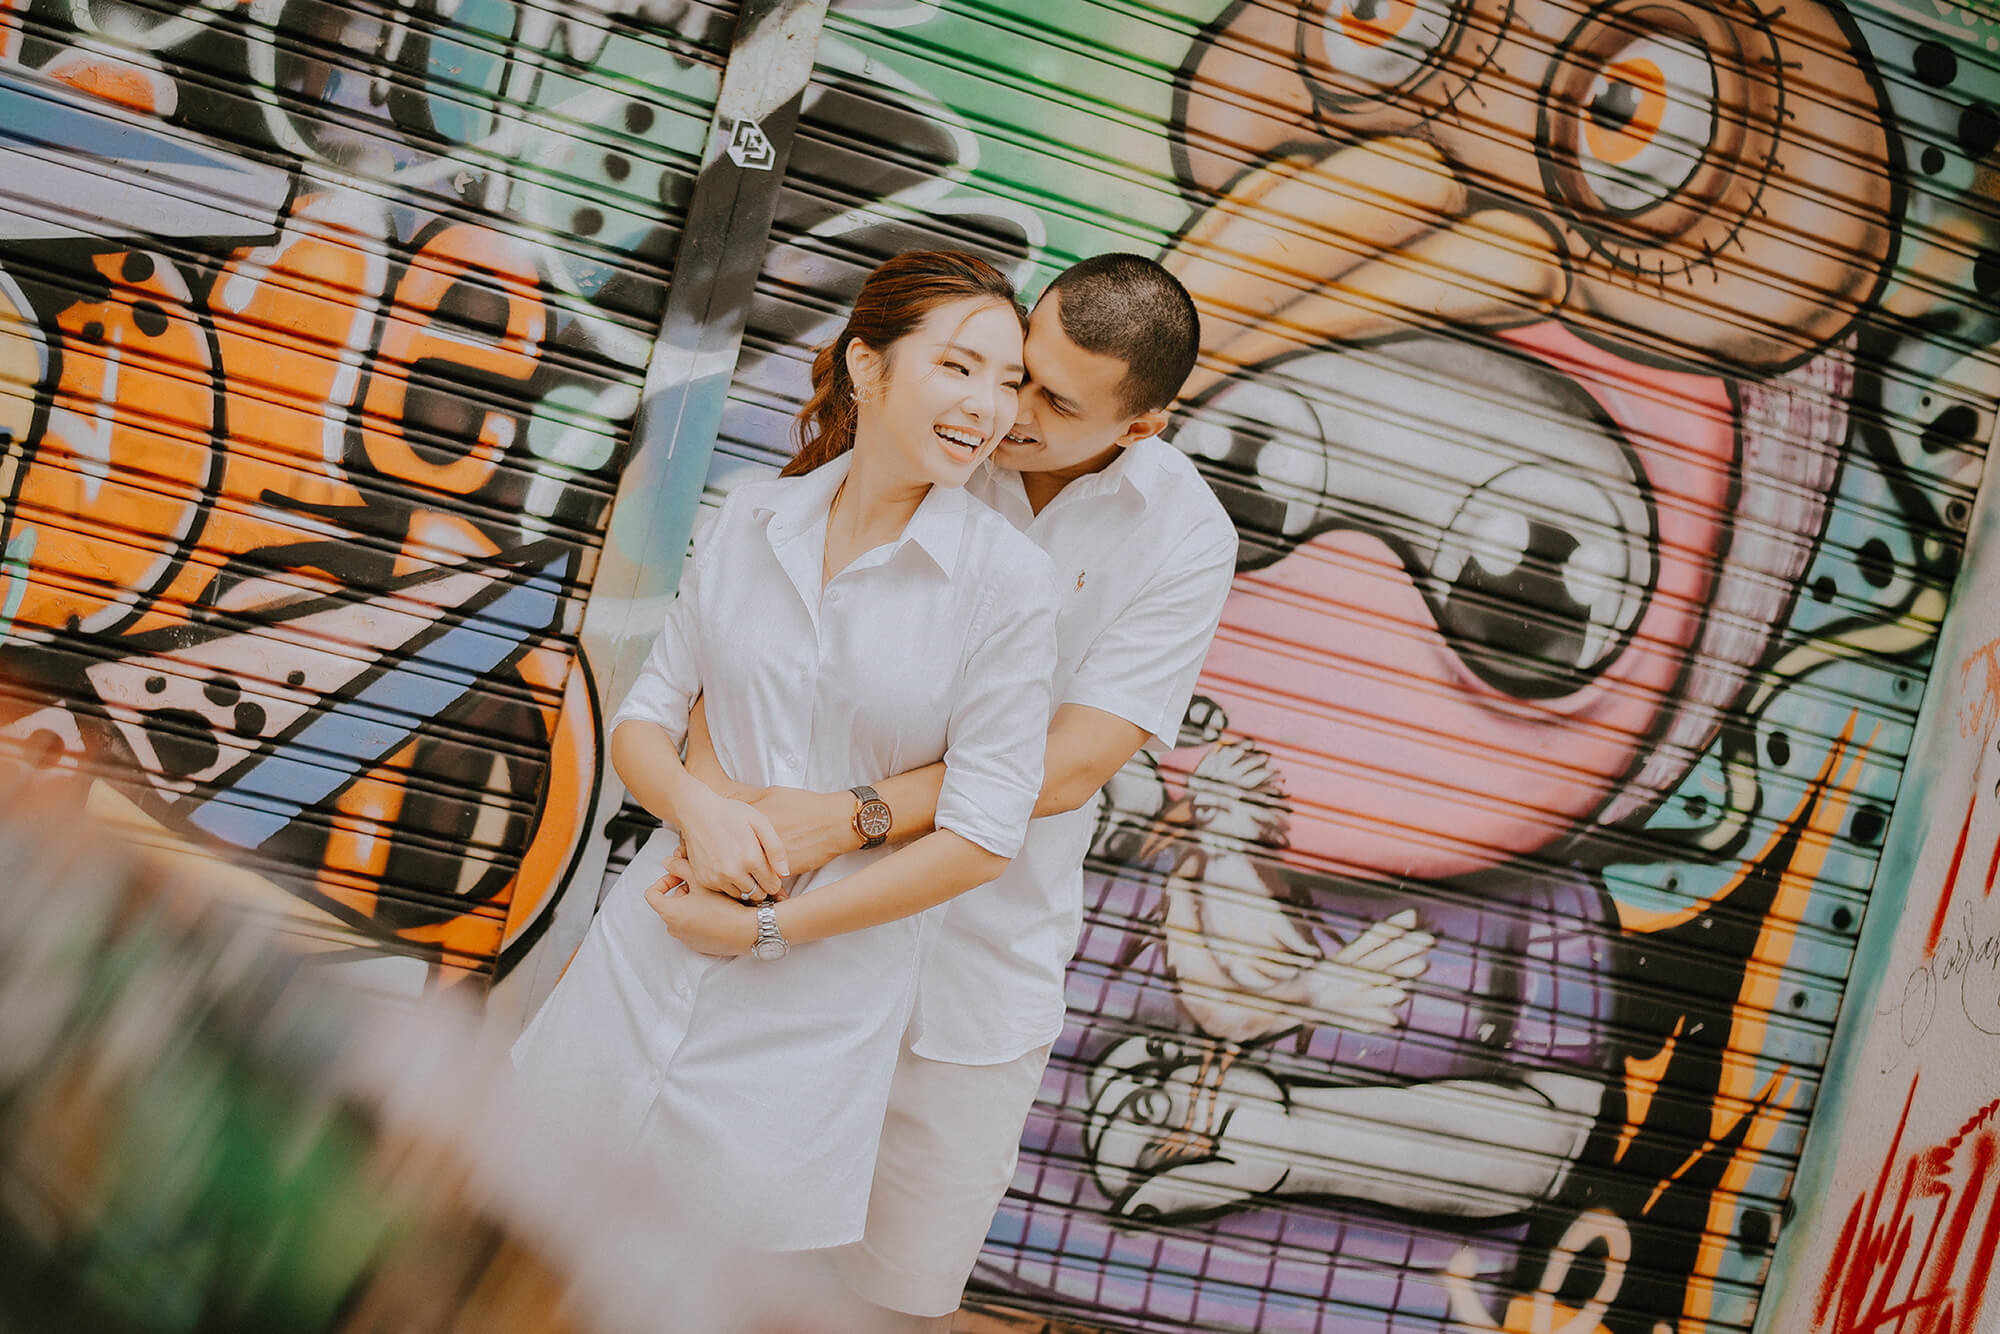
[974,861,1620,1331]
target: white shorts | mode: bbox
[833,1039,1053,1317]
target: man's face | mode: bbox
[991,291,1153,476]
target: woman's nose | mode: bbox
[963,375,999,420]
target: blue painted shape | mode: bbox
[187,559,564,850]
[0,66,251,174]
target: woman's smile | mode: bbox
[935,423,988,458]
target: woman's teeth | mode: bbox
[936,426,983,451]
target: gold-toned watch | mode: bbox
[850,785,892,850]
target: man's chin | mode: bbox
[992,440,1042,470]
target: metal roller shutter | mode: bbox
[688,2,1997,1332]
[0,0,740,991]
[7,0,1997,1324]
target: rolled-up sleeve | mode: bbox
[934,553,1060,859]
[607,498,730,752]
[1065,518,1238,754]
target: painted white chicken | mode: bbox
[1130,734,1435,1161]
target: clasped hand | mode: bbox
[645,863,760,957]
[642,785,780,956]
[644,782,858,955]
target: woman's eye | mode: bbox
[943,360,969,375]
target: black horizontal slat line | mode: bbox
[0,597,581,736]
[3,424,625,554]
[0,666,571,792]
[0,235,663,421]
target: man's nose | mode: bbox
[1012,386,1043,431]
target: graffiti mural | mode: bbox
[0,0,736,984]
[702,0,1996,1330]
[5,0,1997,1323]
[1754,449,2000,1334]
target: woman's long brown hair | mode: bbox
[783,251,1025,478]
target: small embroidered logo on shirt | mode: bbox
[1076,570,1087,591]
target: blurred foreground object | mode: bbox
[0,769,884,1334]
[0,770,603,1334]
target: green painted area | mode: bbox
[826,1,1233,284]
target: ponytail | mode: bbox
[784,334,860,478]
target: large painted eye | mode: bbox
[1536,0,1894,368]
[1301,0,1471,112]
[1315,0,1458,89]
[1576,34,1718,212]
[1429,462,1652,699]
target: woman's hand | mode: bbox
[677,785,789,903]
[747,787,862,879]
[644,868,760,956]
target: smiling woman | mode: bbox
[509,251,1058,1328]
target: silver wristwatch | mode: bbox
[752,902,790,961]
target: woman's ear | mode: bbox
[845,339,884,401]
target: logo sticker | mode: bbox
[726,118,776,171]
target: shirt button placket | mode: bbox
[792,589,838,787]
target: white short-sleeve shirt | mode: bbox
[514,454,1058,1250]
[908,436,1238,1065]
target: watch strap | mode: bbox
[850,784,891,850]
[754,903,789,960]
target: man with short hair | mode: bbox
[684,253,1239,1328]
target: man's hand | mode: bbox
[677,785,789,903]
[744,786,859,879]
[644,870,760,956]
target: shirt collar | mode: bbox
[981,434,1169,518]
[899,481,969,576]
[756,452,967,578]
[1092,435,1168,502]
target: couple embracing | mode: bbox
[512,250,1236,1330]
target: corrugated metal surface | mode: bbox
[689,2,1998,1332]
[1750,375,2000,1334]
[7,0,2000,1326]
[0,0,741,990]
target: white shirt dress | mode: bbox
[510,454,1058,1253]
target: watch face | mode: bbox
[857,800,893,839]
[753,937,787,962]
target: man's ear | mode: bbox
[1116,408,1172,449]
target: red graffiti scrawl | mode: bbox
[1814,1073,2000,1334]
